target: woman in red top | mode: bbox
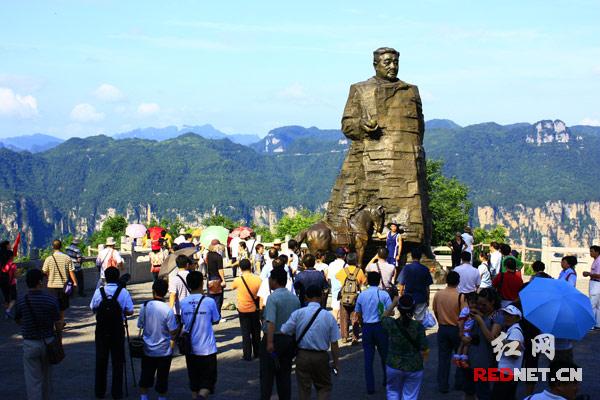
[1,249,17,319]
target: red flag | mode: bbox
[12,233,21,256]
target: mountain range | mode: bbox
[1,118,600,252]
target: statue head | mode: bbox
[373,47,399,82]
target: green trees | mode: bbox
[473,225,507,245]
[274,210,323,239]
[90,215,128,248]
[427,159,472,246]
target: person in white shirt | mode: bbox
[454,252,481,294]
[314,250,329,278]
[229,236,242,262]
[173,228,187,246]
[489,242,502,278]
[285,239,300,275]
[365,247,396,290]
[168,255,191,322]
[258,258,294,307]
[179,271,221,400]
[245,232,258,258]
[327,248,348,320]
[525,360,581,400]
[461,227,474,256]
[138,279,179,400]
[477,252,492,289]
[95,237,124,288]
[492,305,524,399]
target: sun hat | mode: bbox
[501,305,522,319]
[106,237,116,246]
[273,239,282,245]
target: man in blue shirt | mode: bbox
[90,267,134,399]
[179,271,221,400]
[294,253,328,307]
[355,271,392,395]
[281,285,340,400]
[260,266,300,400]
[398,247,433,322]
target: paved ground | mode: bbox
[1,274,600,399]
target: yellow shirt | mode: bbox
[335,265,367,286]
[231,272,262,313]
[42,251,74,289]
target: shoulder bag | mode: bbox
[129,300,154,358]
[177,295,206,356]
[52,255,73,296]
[293,307,323,356]
[241,275,260,311]
[25,295,65,364]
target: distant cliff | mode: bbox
[476,201,600,247]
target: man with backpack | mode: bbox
[335,252,367,344]
[281,284,341,400]
[90,267,134,399]
[168,255,192,324]
[95,237,124,288]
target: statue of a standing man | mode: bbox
[325,47,432,251]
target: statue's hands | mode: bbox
[360,118,379,133]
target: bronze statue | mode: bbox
[324,47,432,254]
[296,205,385,267]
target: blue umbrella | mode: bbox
[520,278,595,340]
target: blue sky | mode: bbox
[1,0,599,139]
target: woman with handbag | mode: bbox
[381,294,429,400]
[205,241,226,315]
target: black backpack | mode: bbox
[96,286,124,335]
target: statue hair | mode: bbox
[373,47,399,64]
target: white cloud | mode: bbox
[580,118,600,126]
[278,83,308,100]
[137,102,160,116]
[93,83,124,102]
[0,87,38,118]
[70,103,104,122]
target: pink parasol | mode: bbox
[229,226,253,239]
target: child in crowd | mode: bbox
[453,292,478,368]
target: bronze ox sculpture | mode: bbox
[295,205,385,267]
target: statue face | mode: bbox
[374,52,399,81]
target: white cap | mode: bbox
[501,305,522,318]
[179,228,186,235]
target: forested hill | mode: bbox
[425,120,600,206]
[0,133,344,223]
[1,118,600,249]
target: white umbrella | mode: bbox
[125,223,147,239]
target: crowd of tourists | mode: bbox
[2,227,599,400]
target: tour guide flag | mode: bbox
[12,233,20,256]
[520,278,595,340]
[199,226,229,248]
